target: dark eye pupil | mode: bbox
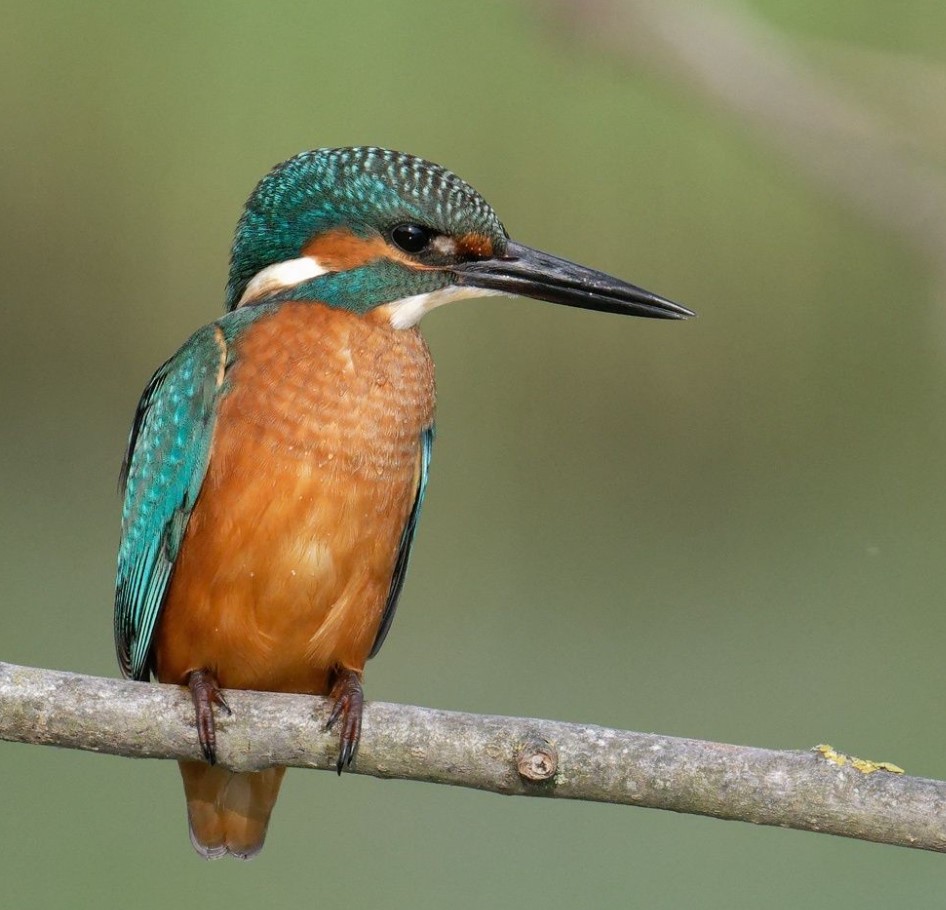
[392,223,431,254]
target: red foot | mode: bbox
[325,667,364,774]
[187,668,231,765]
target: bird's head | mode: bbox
[225,147,692,325]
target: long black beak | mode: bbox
[453,240,694,320]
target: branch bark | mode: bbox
[2,661,944,853]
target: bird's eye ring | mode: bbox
[391,223,433,254]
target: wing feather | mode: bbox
[114,324,227,680]
[368,424,434,659]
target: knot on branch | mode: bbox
[516,735,558,782]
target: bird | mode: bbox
[114,146,693,860]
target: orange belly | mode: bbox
[154,301,435,694]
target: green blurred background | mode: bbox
[2,1,945,906]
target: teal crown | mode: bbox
[225,147,507,311]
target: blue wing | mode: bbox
[114,323,227,680]
[368,424,434,659]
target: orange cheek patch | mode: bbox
[458,233,494,258]
[303,228,434,271]
[303,229,392,270]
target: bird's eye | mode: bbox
[391,223,433,254]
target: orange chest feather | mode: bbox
[155,303,435,692]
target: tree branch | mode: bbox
[539,0,946,263]
[2,661,944,852]
[538,0,946,332]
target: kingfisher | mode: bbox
[114,147,693,860]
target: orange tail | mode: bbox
[178,761,287,860]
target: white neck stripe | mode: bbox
[237,256,329,307]
[237,258,500,327]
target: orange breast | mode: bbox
[154,302,435,694]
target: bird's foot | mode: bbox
[186,668,231,765]
[325,667,364,774]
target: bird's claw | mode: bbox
[187,669,229,765]
[325,668,364,774]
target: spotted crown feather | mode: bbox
[226,147,507,310]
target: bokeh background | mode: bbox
[2,1,945,906]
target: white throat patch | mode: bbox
[383,285,502,329]
[237,256,329,307]
[237,256,500,327]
